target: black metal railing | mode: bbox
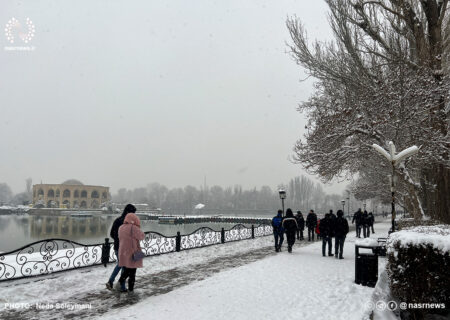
[0,223,272,282]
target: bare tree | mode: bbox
[287,0,450,222]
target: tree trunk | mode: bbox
[421,165,450,223]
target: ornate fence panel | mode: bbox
[0,239,103,281]
[0,222,272,282]
[141,232,176,256]
[181,227,221,250]
[224,224,252,242]
[254,224,273,237]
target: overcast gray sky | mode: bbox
[1,0,347,194]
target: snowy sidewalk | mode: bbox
[98,221,391,320]
[1,232,281,320]
[0,221,390,320]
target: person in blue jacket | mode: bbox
[271,210,284,252]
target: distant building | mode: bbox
[32,179,110,209]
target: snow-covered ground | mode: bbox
[98,221,391,320]
[0,220,391,320]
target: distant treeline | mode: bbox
[112,175,346,215]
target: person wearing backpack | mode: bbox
[295,211,305,240]
[306,210,317,241]
[271,210,284,252]
[282,208,298,253]
[319,213,333,257]
[334,210,349,259]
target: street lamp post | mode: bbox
[278,189,286,216]
[363,202,366,212]
[372,141,419,233]
[341,200,345,215]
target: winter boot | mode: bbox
[119,279,127,292]
[105,281,113,290]
[288,246,292,253]
[128,279,135,292]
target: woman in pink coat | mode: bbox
[117,212,145,292]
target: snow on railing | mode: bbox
[0,223,273,282]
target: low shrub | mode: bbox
[386,225,450,319]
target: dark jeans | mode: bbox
[335,236,345,258]
[370,224,375,233]
[308,227,315,241]
[119,267,137,291]
[108,250,123,284]
[296,229,304,240]
[273,232,284,249]
[363,225,370,238]
[286,231,296,247]
[322,236,332,256]
[355,224,362,237]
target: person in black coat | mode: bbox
[282,208,298,253]
[334,210,349,259]
[306,210,317,241]
[352,208,363,238]
[295,211,305,240]
[106,204,136,290]
[368,212,375,233]
[362,210,370,238]
[329,209,337,245]
[319,213,333,257]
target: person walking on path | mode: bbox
[334,210,349,259]
[316,218,321,240]
[362,210,370,238]
[117,212,146,292]
[271,210,284,252]
[295,211,305,240]
[368,212,375,234]
[329,210,337,249]
[319,213,333,257]
[106,204,136,290]
[282,208,298,253]
[306,210,317,241]
[352,208,363,238]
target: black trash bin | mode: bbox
[355,245,378,287]
[373,238,387,256]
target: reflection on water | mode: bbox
[0,214,256,252]
[0,215,115,252]
[29,215,110,239]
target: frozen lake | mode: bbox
[0,213,263,252]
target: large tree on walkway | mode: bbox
[287,0,450,222]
